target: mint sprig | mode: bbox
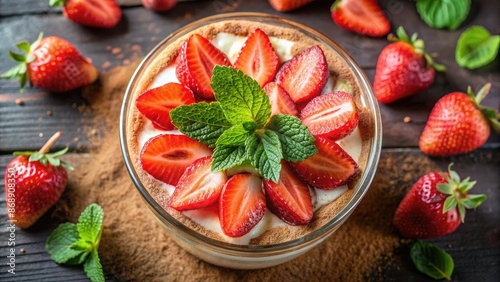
[171,66,317,183]
[211,66,271,127]
[411,241,454,280]
[46,204,105,282]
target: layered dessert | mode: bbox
[126,20,373,245]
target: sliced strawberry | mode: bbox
[169,156,227,211]
[263,82,299,116]
[275,45,328,104]
[289,137,358,189]
[300,91,359,140]
[331,0,390,37]
[50,0,122,29]
[234,28,279,87]
[264,162,313,225]
[219,174,266,237]
[175,34,231,99]
[140,134,212,186]
[136,82,196,130]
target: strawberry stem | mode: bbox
[39,131,62,154]
[390,26,446,72]
[467,83,500,133]
[437,163,486,223]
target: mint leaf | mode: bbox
[70,239,92,253]
[246,131,282,183]
[77,203,104,244]
[171,102,232,147]
[216,123,254,146]
[416,0,470,30]
[46,204,105,282]
[411,241,454,280]
[66,252,90,266]
[267,114,317,161]
[211,66,271,128]
[83,249,105,282]
[212,144,247,172]
[456,26,500,69]
[45,223,82,264]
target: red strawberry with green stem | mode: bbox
[393,163,486,239]
[268,0,314,12]
[49,0,122,29]
[373,26,445,104]
[234,28,280,87]
[136,82,196,130]
[419,83,500,156]
[331,0,391,37]
[4,132,73,229]
[1,33,98,93]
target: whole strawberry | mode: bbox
[393,164,486,239]
[373,27,445,104]
[4,132,73,229]
[142,0,177,12]
[0,33,98,93]
[49,0,122,29]
[420,83,500,156]
[268,0,314,12]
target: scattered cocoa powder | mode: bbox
[53,61,442,281]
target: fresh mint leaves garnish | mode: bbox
[267,114,317,162]
[246,130,283,182]
[455,26,500,70]
[46,204,105,282]
[171,66,316,182]
[410,241,454,281]
[170,102,231,147]
[416,0,470,30]
[211,66,271,128]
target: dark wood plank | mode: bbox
[0,0,206,17]
[1,0,499,152]
[0,149,498,281]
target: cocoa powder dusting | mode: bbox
[54,62,439,281]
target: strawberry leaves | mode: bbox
[437,163,487,222]
[0,33,42,92]
[171,66,316,183]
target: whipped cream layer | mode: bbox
[138,32,362,244]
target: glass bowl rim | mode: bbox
[119,12,382,255]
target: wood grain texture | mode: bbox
[0,0,499,281]
[1,0,499,150]
[0,149,498,281]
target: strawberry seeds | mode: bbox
[136,28,360,238]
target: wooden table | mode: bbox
[0,0,498,281]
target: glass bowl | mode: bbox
[120,12,382,269]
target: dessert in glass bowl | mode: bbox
[120,12,381,269]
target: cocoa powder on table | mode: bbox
[54,62,439,281]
